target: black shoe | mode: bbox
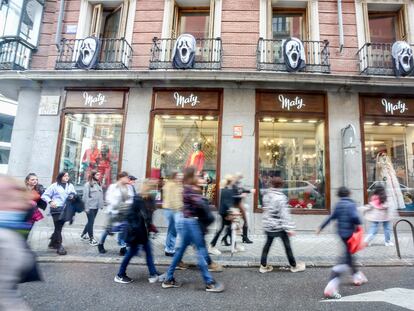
[48,241,58,249]
[98,244,106,254]
[242,237,253,244]
[221,237,231,246]
[162,278,182,288]
[114,275,133,284]
[165,251,174,257]
[57,245,67,255]
[119,247,127,256]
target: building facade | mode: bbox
[1,0,414,230]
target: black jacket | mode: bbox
[59,196,85,224]
[124,195,153,245]
[219,187,234,216]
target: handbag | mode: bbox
[347,225,365,254]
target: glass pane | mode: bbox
[364,123,414,211]
[368,15,396,43]
[258,119,326,210]
[19,0,43,45]
[0,0,23,37]
[59,113,123,191]
[151,114,219,204]
[272,13,303,40]
[179,12,209,38]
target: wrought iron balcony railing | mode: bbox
[0,37,35,70]
[56,38,133,70]
[256,38,330,73]
[149,37,222,70]
[357,42,414,75]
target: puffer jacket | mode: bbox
[262,188,295,232]
[360,195,393,222]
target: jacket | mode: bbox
[59,196,85,224]
[320,197,361,239]
[41,182,76,215]
[218,186,234,216]
[360,195,395,222]
[262,188,295,232]
[82,181,104,211]
[124,195,153,245]
[182,185,205,218]
[162,180,183,211]
[105,183,129,215]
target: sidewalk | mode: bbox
[29,224,414,268]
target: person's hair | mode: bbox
[88,170,100,184]
[117,171,129,180]
[373,184,387,203]
[56,171,69,184]
[220,175,234,188]
[25,173,41,191]
[337,186,350,198]
[183,166,197,185]
[270,176,284,188]
[140,179,156,199]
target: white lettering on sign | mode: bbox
[174,92,200,108]
[83,92,107,107]
[278,95,305,110]
[381,98,408,114]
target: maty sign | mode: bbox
[65,91,125,109]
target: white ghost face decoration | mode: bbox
[282,37,306,72]
[392,41,414,77]
[76,37,100,70]
[172,34,196,69]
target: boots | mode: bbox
[221,235,231,246]
[98,244,106,254]
[57,245,67,255]
[242,226,253,244]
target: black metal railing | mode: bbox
[0,37,35,70]
[357,42,414,75]
[256,38,330,73]
[149,37,222,70]
[56,38,133,70]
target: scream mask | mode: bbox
[172,34,196,69]
[282,37,306,72]
[76,37,101,70]
[391,41,414,77]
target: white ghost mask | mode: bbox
[392,41,414,77]
[172,34,196,69]
[76,37,100,70]
[282,37,306,72]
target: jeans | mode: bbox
[166,218,214,285]
[82,209,98,239]
[99,221,126,247]
[164,209,178,253]
[329,236,357,281]
[118,241,158,277]
[51,213,65,247]
[260,231,296,267]
[366,221,392,243]
[210,214,231,247]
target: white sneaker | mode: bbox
[80,234,89,241]
[385,241,394,247]
[148,273,166,283]
[208,246,222,255]
[290,262,306,273]
[235,244,245,252]
[259,265,273,273]
[353,271,368,286]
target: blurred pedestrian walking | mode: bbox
[25,173,46,229]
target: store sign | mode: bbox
[65,91,125,109]
[154,90,220,110]
[233,125,243,138]
[257,91,325,114]
[38,96,60,115]
[362,96,414,117]
[381,98,408,115]
[278,94,305,111]
[174,92,200,108]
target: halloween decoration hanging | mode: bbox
[172,34,196,69]
[76,37,101,70]
[282,37,306,72]
[391,41,414,77]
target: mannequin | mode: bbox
[375,152,405,212]
[82,140,101,180]
[185,142,205,174]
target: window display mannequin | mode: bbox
[82,140,101,180]
[185,142,205,174]
[97,144,112,188]
[375,151,405,211]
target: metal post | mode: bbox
[393,219,414,259]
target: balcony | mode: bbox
[56,38,133,70]
[149,37,222,70]
[0,37,35,70]
[256,38,330,73]
[357,42,414,76]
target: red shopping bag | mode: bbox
[347,226,365,254]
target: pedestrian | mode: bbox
[162,171,183,257]
[80,170,104,246]
[259,177,305,274]
[114,180,165,284]
[98,171,130,255]
[162,166,224,292]
[233,173,255,244]
[25,173,46,228]
[41,171,76,255]
[317,186,367,299]
[361,184,395,246]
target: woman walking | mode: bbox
[25,173,46,228]
[41,171,76,255]
[259,177,305,273]
[81,170,104,246]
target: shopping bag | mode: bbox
[347,226,365,254]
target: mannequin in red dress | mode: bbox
[82,140,101,180]
[185,142,205,174]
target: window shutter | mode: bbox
[267,0,272,39]
[398,4,408,41]
[171,4,179,38]
[362,2,370,43]
[209,0,215,38]
[117,0,130,39]
[306,1,311,41]
[90,4,103,37]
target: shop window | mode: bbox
[58,113,123,190]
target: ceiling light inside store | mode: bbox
[364,121,374,125]
[278,118,288,122]
[263,117,273,122]
[176,116,185,120]
[162,115,171,119]
[308,120,317,123]
[393,123,403,126]
[190,116,199,120]
[293,119,302,123]
[379,122,389,126]
[205,116,215,121]
[408,124,414,127]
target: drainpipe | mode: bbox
[55,0,65,49]
[337,0,344,53]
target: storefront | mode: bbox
[255,90,329,213]
[147,89,222,205]
[361,95,414,214]
[54,89,127,191]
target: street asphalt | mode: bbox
[20,263,414,311]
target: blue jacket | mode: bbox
[320,198,361,239]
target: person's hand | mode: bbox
[315,228,321,235]
[50,200,57,208]
[287,231,295,237]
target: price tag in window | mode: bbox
[233,125,243,139]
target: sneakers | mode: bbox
[162,278,182,288]
[259,265,273,273]
[290,262,306,273]
[208,262,224,272]
[114,275,133,284]
[56,245,67,256]
[176,261,189,270]
[165,251,174,257]
[208,245,222,255]
[205,281,225,293]
[148,273,166,284]
[119,247,127,256]
[353,271,368,286]
[80,234,89,241]
[324,290,342,299]
[89,238,98,246]
[385,241,394,247]
[98,244,106,254]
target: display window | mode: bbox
[361,95,414,213]
[256,91,329,213]
[56,90,126,190]
[148,89,222,205]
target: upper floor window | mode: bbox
[89,0,129,39]
[272,11,305,40]
[368,11,407,44]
